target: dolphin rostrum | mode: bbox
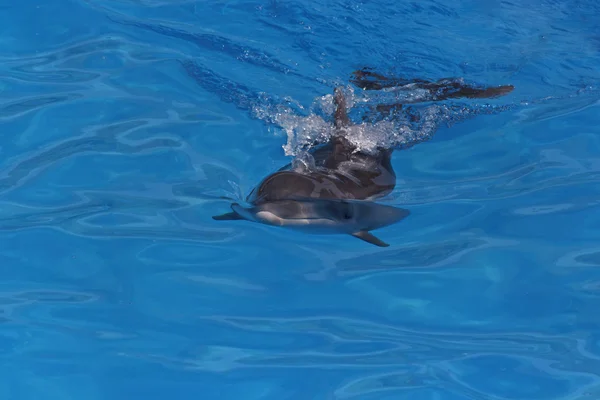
[213,71,514,246]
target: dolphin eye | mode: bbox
[327,202,353,220]
[343,207,353,219]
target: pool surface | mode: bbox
[1,0,600,399]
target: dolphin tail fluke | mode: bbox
[212,211,243,221]
[351,231,390,247]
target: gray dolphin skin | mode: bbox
[213,70,514,246]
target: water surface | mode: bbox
[1,0,600,399]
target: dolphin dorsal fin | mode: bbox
[323,87,356,169]
[333,86,351,128]
[351,231,390,247]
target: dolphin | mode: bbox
[212,73,514,247]
[212,86,409,247]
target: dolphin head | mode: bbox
[213,198,409,247]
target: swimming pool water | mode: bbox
[1,0,600,399]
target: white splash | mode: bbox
[250,85,505,159]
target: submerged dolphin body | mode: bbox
[216,198,410,247]
[212,72,514,246]
[213,86,408,247]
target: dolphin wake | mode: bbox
[180,60,597,163]
[250,83,517,159]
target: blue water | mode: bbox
[1,0,600,399]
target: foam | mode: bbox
[250,85,516,159]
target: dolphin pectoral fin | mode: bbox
[212,211,243,221]
[351,231,390,247]
[349,68,514,101]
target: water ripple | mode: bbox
[111,18,299,77]
[1,0,599,398]
[0,93,83,120]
